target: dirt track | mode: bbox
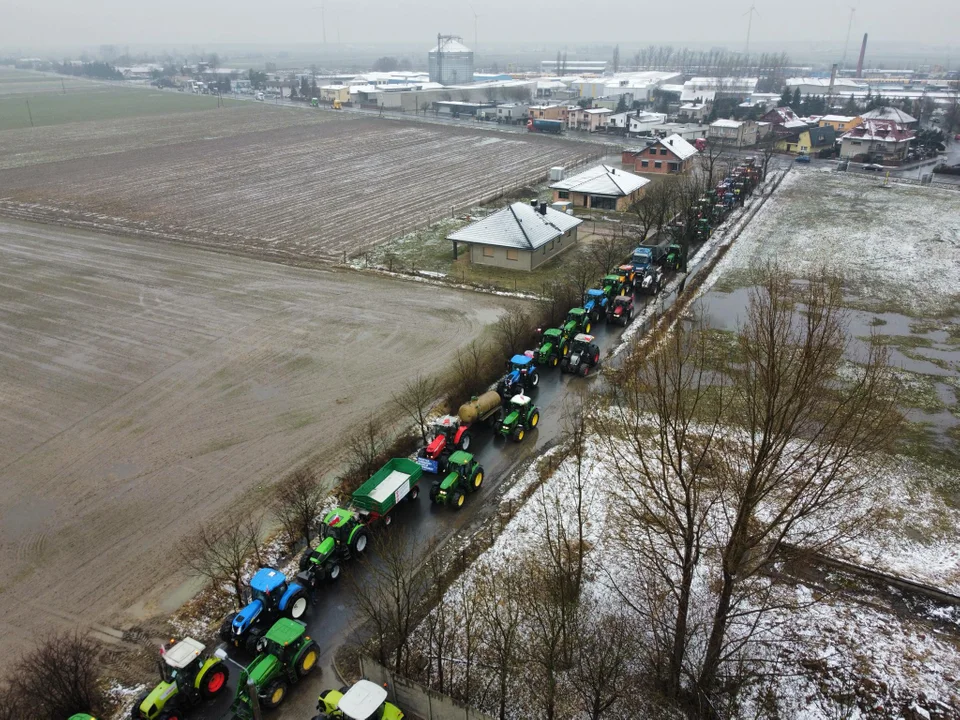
[0,218,506,669]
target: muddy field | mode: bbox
[0,110,602,263]
[0,218,507,669]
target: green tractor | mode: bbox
[497,393,540,443]
[298,507,371,587]
[69,716,98,720]
[315,679,405,719]
[429,450,484,510]
[663,243,688,272]
[564,307,592,336]
[131,638,230,720]
[225,618,320,718]
[601,274,625,298]
[535,327,570,367]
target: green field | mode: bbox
[0,69,231,130]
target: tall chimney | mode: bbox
[856,33,868,78]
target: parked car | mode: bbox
[795,154,811,164]
[862,163,885,172]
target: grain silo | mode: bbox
[428,35,474,85]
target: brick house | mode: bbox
[549,164,649,211]
[622,134,699,174]
[567,106,612,132]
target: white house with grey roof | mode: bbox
[447,201,582,271]
[549,164,650,211]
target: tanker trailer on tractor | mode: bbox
[416,391,504,473]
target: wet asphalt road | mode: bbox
[189,307,636,720]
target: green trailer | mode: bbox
[351,458,424,525]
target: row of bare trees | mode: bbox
[359,264,903,719]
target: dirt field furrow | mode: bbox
[0,218,508,669]
[0,115,603,264]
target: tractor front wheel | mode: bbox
[529,411,540,428]
[452,491,465,510]
[131,692,149,720]
[327,562,341,581]
[513,428,525,443]
[580,365,589,377]
[459,432,472,452]
[429,483,440,503]
[383,513,393,527]
[530,371,539,388]
[351,530,369,555]
[262,680,289,710]
[584,322,592,333]
[218,613,237,643]
[551,354,559,367]
[201,664,229,699]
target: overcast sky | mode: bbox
[2,0,958,52]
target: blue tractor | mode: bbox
[219,568,311,653]
[631,247,664,296]
[496,354,539,397]
[583,289,609,323]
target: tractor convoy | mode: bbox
[97,158,762,720]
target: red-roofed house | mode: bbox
[621,134,699,175]
[840,119,915,164]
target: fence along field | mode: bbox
[0,114,603,264]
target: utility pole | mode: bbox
[25,99,34,127]
[321,0,327,44]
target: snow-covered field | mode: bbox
[701,169,960,318]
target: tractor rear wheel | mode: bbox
[580,365,589,377]
[351,530,369,555]
[262,680,289,709]
[287,590,309,620]
[551,355,558,367]
[452,491,465,510]
[584,322,592,333]
[201,664,229,699]
[159,712,183,720]
[296,641,320,678]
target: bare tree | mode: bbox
[699,139,728,188]
[571,607,637,720]
[272,466,325,547]
[9,632,107,720]
[476,566,525,720]
[588,226,632,276]
[351,534,429,674]
[598,316,724,701]
[452,339,491,398]
[392,372,440,443]
[629,178,676,244]
[344,419,387,484]
[696,265,902,703]
[493,305,535,358]
[422,552,451,693]
[179,514,263,604]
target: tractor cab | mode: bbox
[258,618,305,665]
[134,637,229,720]
[249,568,288,610]
[536,327,569,366]
[423,415,462,458]
[611,295,633,317]
[601,274,623,297]
[570,333,596,355]
[321,508,357,546]
[498,354,539,396]
[584,289,608,321]
[317,679,405,720]
[632,247,654,270]
[617,264,636,288]
[158,637,205,686]
[561,334,600,376]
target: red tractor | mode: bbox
[418,415,471,473]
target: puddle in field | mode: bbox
[250,382,280,401]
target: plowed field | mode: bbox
[0,110,601,263]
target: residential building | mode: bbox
[447,201,582,271]
[840,119,914,163]
[622,134,699,175]
[708,118,759,147]
[606,110,666,134]
[528,104,567,122]
[677,103,709,122]
[776,125,836,154]
[651,123,711,142]
[819,114,862,133]
[567,107,612,132]
[860,106,918,128]
[760,106,806,129]
[320,85,350,103]
[549,164,649,211]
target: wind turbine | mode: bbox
[468,3,479,54]
[840,7,856,70]
[744,4,760,59]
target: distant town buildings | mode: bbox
[428,37,474,85]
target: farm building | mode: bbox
[622,134,698,174]
[447,201,582,271]
[549,164,649,210]
[428,37,474,85]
